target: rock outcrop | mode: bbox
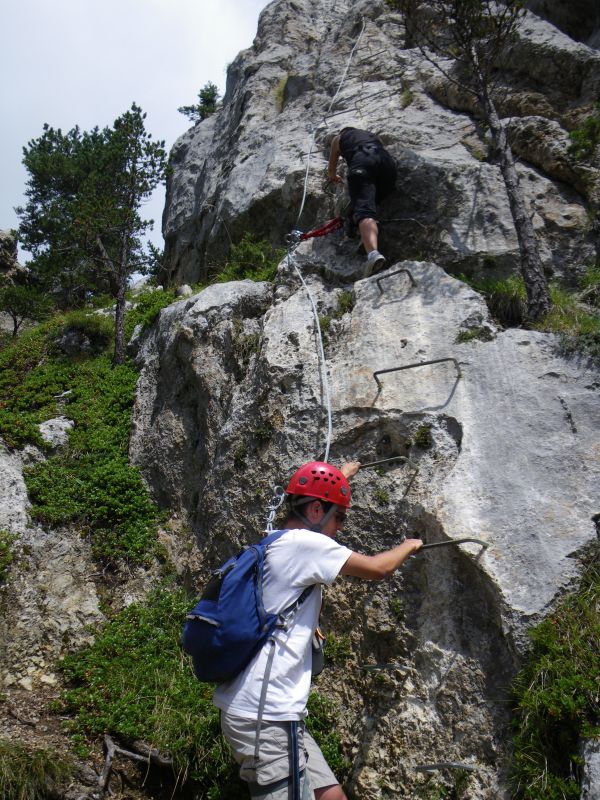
[161,0,599,287]
[131,250,599,798]
[1,2,599,798]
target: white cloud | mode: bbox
[1,0,271,253]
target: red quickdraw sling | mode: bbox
[299,216,344,240]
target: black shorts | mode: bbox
[347,145,397,223]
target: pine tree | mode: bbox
[17,104,168,364]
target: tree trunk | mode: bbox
[112,233,130,367]
[482,92,551,320]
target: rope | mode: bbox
[286,15,366,463]
[287,244,334,463]
[294,16,366,230]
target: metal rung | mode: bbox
[373,357,462,388]
[359,455,409,469]
[419,538,489,551]
[377,268,417,293]
[415,763,478,773]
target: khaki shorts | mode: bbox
[221,711,338,799]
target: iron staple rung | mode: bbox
[373,357,462,387]
[359,455,409,469]
[415,763,478,773]
[419,538,489,551]
[376,268,417,293]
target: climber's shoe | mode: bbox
[365,250,386,276]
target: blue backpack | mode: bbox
[182,530,313,683]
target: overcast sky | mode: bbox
[1,0,271,257]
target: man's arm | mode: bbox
[340,539,423,580]
[327,135,343,183]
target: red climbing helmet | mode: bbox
[286,461,351,508]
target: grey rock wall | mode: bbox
[130,244,599,798]
[161,0,599,287]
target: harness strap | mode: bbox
[290,721,300,800]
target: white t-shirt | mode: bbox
[213,528,352,721]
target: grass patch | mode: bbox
[59,587,244,796]
[306,692,351,780]
[124,286,178,341]
[0,308,160,565]
[324,633,353,664]
[413,424,433,449]
[532,284,600,365]
[455,326,494,343]
[215,233,284,284]
[466,274,528,327]
[0,530,17,584]
[510,544,600,799]
[0,739,72,800]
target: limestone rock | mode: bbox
[161,0,598,288]
[131,248,599,798]
[38,416,74,449]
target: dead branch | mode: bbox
[98,734,173,792]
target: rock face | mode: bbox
[161,0,599,287]
[132,2,600,796]
[2,2,598,798]
[131,249,599,798]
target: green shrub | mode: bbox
[25,356,158,564]
[306,692,351,780]
[215,233,284,283]
[510,545,600,799]
[568,102,600,162]
[124,287,178,341]
[55,310,114,354]
[0,530,16,583]
[60,587,243,796]
[413,424,433,449]
[0,739,72,800]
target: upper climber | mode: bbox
[327,127,397,276]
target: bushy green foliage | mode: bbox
[0,284,53,337]
[25,354,157,563]
[0,739,72,800]
[0,309,159,564]
[306,692,351,780]
[0,317,72,448]
[0,530,17,583]
[178,81,220,123]
[57,309,115,353]
[510,546,600,799]
[124,286,178,341]
[60,587,243,796]
[568,103,600,162]
[215,233,284,283]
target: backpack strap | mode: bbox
[252,581,316,789]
